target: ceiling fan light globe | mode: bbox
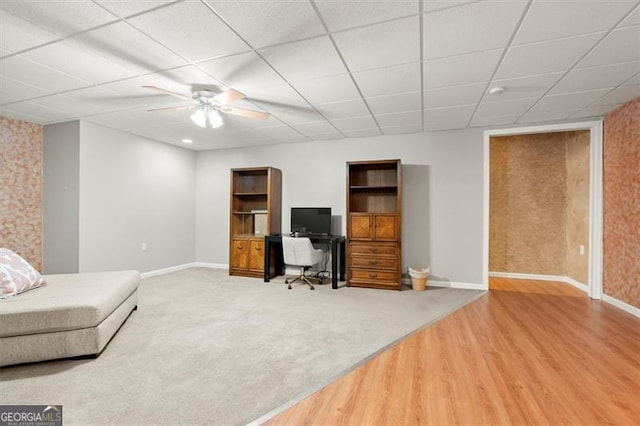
[190,109,207,128]
[208,109,224,128]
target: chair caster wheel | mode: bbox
[310,285,315,290]
[288,285,292,290]
[285,279,289,284]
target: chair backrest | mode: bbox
[282,237,319,267]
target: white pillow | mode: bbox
[0,248,46,299]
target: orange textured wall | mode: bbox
[603,97,640,308]
[0,116,43,271]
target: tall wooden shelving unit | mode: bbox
[229,167,281,278]
[346,159,402,290]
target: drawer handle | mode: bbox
[369,260,378,265]
[369,273,378,278]
[254,247,261,251]
[370,248,378,253]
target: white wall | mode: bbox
[78,123,196,273]
[43,121,80,274]
[196,129,485,285]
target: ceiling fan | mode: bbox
[143,85,270,128]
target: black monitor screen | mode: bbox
[291,207,331,235]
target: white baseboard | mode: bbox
[489,271,588,292]
[192,262,228,270]
[141,262,198,279]
[602,294,640,318]
[402,277,484,291]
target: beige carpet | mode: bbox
[0,268,484,425]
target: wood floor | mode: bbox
[264,278,640,425]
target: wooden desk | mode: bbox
[264,234,346,289]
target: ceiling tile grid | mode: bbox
[0,0,638,150]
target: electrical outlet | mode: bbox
[579,245,585,255]
[141,242,147,252]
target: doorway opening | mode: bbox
[483,121,603,299]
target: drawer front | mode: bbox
[350,256,398,270]
[231,239,248,269]
[349,269,398,283]
[349,243,398,256]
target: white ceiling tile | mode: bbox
[550,61,640,95]
[315,0,418,32]
[268,105,326,124]
[342,128,382,138]
[619,4,640,27]
[518,109,575,124]
[290,74,360,104]
[424,48,503,89]
[624,72,640,85]
[424,1,526,59]
[31,93,108,117]
[0,48,10,57]
[331,115,378,132]
[64,85,144,111]
[469,114,520,128]
[197,52,286,95]
[514,1,635,45]
[376,110,421,128]
[353,62,421,98]
[128,2,249,62]
[0,0,117,38]
[308,132,344,141]
[1,101,74,123]
[592,84,640,106]
[258,125,308,143]
[250,84,309,110]
[207,0,325,48]
[474,97,538,120]
[72,22,188,75]
[94,0,177,18]
[1,55,90,92]
[145,66,223,95]
[259,36,346,82]
[531,89,611,113]
[0,75,51,105]
[367,92,422,115]
[571,103,623,119]
[487,72,564,101]
[0,10,60,53]
[495,33,604,80]
[315,99,371,120]
[294,120,338,136]
[424,120,469,131]
[423,104,475,124]
[382,124,423,135]
[423,0,489,13]
[21,39,137,85]
[333,16,420,72]
[577,25,640,68]
[423,83,485,109]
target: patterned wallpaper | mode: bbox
[603,97,640,308]
[0,116,43,271]
[490,131,590,283]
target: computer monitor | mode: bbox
[290,207,331,235]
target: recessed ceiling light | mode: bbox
[489,86,505,95]
[181,139,193,144]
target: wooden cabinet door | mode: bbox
[374,214,397,241]
[231,239,248,269]
[249,239,264,272]
[349,214,373,240]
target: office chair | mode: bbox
[282,236,324,290]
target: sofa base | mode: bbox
[0,291,138,367]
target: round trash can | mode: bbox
[409,267,430,291]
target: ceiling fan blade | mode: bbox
[142,85,191,101]
[147,105,194,112]
[212,89,246,105]
[219,105,270,120]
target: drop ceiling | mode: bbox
[1,0,639,151]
